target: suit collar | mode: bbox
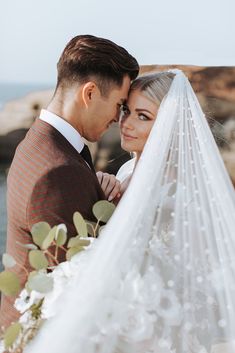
[32,118,93,171]
[39,109,84,153]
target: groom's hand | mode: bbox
[96,171,121,202]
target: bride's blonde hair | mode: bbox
[130,71,175,105]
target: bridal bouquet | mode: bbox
[0,200,115,353]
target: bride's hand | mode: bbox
[112,175,132,205]
[96,171,121,202]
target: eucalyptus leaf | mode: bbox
[66,246,85,261]
[28,271,38,281]
[25,271,38,293]
[0,271,20,296]
[55,224,67,246]
[4,322,22,349]
[67,236,79,248]
[76,238,90,247]
[41,226,57,250]
[73,212,88,237]
[29,250,48,270]
[16,241,38,250]
[2,253,16,268]
[27,272,53,293]
[68,236,90,248]
[31,222,51,248]
[92,200,115,223]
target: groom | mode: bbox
[0,35,139,328]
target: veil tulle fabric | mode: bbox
[26,71,235,353]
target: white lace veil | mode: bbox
[26,70,235,353]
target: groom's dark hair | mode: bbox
[55,34,139,96]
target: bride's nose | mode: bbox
[120,113,134,130]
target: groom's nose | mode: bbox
[114,111,120,123]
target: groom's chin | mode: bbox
[86,134,102,143]
[85,124,112,142]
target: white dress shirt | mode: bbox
[39,109,84,153]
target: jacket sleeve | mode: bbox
[26,164,105,237]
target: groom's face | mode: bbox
[83,76,131,141]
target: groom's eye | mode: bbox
[119,104,130,121]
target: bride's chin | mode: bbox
[121,142,132,153]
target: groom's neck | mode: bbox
[46,93,84,135]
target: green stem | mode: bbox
[58,245,67,252]
[44,250,59,266]
[94,220,100,238]
[54,245,58,260]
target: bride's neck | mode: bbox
[135,152,141,164]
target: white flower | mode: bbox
[41,270,72,319]
[120,269,143,302]
[41,241,97,319]
[120,305,156,342]
[19,311,33,325]
[14,289,44,313]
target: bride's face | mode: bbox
[120,89,158,158]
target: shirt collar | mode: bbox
[39,109,84,153]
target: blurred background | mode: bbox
[1,0,235,261]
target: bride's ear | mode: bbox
[81,82,99,108]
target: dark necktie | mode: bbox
[80,144,95,172]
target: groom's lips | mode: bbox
[106,120,116,128]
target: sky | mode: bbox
[0,0,235,85]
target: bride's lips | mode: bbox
[122,133,137,141]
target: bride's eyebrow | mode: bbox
[135,108,154,116]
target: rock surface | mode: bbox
[0,90,53,162]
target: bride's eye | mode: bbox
[138,114,150,121]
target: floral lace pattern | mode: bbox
[83,219,235,353]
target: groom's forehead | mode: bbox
[111,91,128,104]
[108,76,130,102]
[120,75,131,97]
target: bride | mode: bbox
[26,70,235,353]
[116,71,175,191]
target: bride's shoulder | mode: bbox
[116,158,136,182]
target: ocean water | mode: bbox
[0,82,53,266]
[0,82,52,109]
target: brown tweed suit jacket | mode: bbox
[0,118,105,329]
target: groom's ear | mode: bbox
[81,82,99,108]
